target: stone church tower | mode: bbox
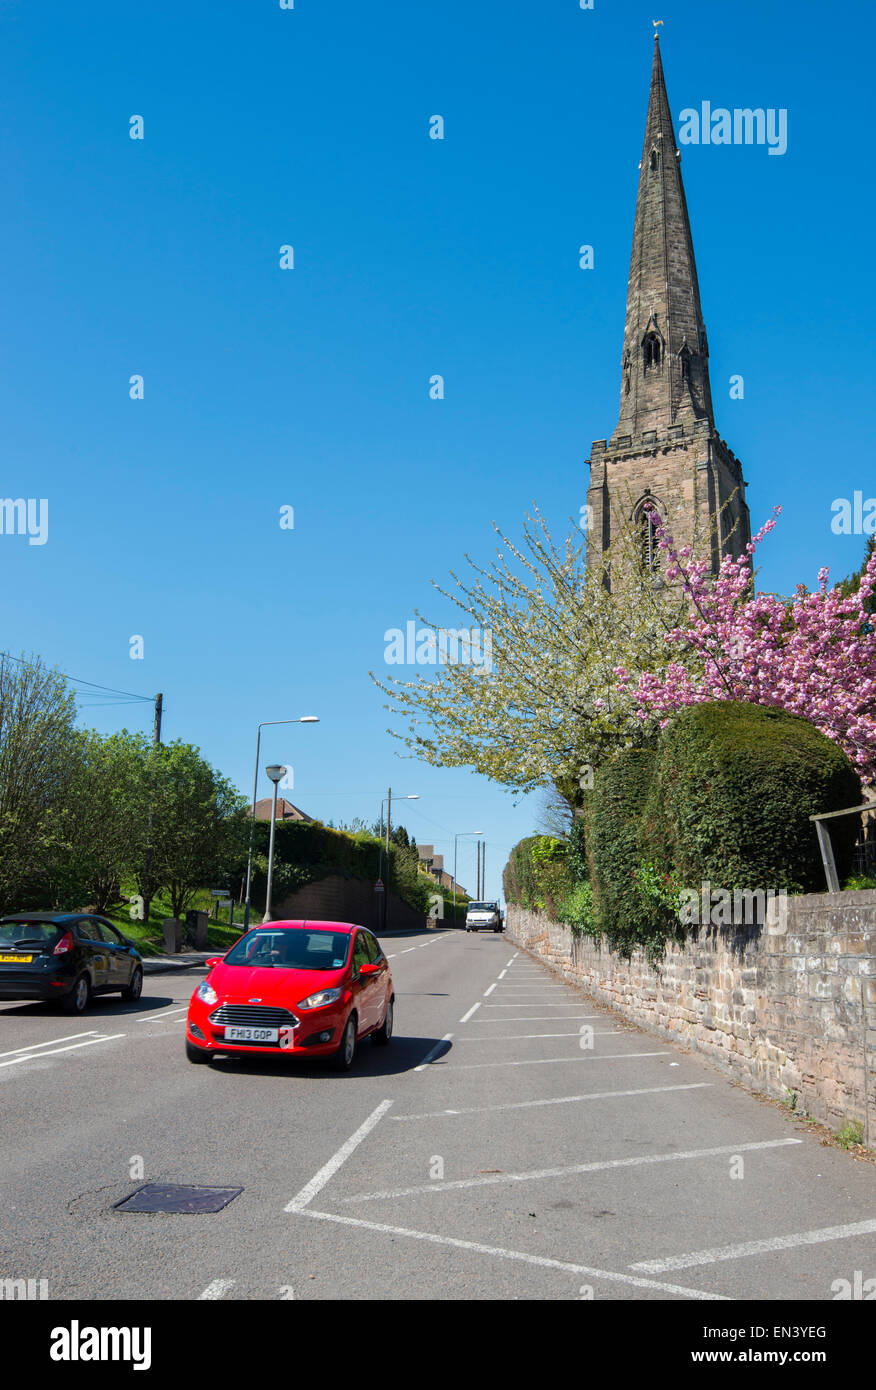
[586,36,751,574]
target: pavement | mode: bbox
[1,923,873,1301]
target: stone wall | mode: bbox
[274,873,428,935]
[508,890,876,1142]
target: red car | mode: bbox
[185,920,394,1071]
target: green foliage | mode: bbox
[836,1121,865,1149]
[235,819,432,916]
[650,702,862,895]
[557,880,596,940]
[502,834,573,916]
[843,872,876,891]
[586,749,667,957]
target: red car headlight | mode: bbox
[298,988,343,1010]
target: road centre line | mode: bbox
[284,1099,393,1213]
[483,983,497,997]
[459,1003,481,1023]
[296,1209,726,1301]
[137,1007,189,1023]
[0,1031,101,1058]
[630,1219,876,1274]
[497,969,507,979]
[414,1034,453,1071]
[505,954,519,964]
[429,1052,666,1071]
[389,1082,713,1121]
[198,1279,235,1300]
[342,1138,802,1204]
[0,1034,126,1069]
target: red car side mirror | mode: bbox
[204,957,223,970]
[358,962,380,977]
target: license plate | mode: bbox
[223,1025,279,1043]
[0,954,33,963]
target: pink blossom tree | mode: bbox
[615,507,876,785]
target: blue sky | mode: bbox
[2,0,873,902]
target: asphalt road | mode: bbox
[1,925,874,1301]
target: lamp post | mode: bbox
[243,716,319,929]
[262,765,286,924]
[454,831,482,926]
[378,790,419,931]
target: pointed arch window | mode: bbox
[643,332,662,370]
[649,148,659,171]
[679,343,692,383]
[633,497,661,572]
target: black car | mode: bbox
[0,913,143,1014]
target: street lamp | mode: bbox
[243,716,319,928]
[454,831,482,926]
[262,765,287,924]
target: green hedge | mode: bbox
[585,749,667,956]
[649,702,862,896]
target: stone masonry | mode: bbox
[508,889,876,1143]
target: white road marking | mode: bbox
[198,1279,235,1300]
[631,1219,876,1274]
[0,1031,100,1059]
[342,1138,802,1203]
[466,1015,603,1023]
[296,1209,726,1301]
[505,953,519,964]
[414,1034,453,1072]
[389,1082,713,1121]
[399,947,416,954]
[458,1003,481,1024]
[482,1002,592,1008]
[284,1100,393,1213]
[137,1006,188,1023]
[452,1031,623,1042]
[0,1034,126,1069]
[386,954,396,959]
[497,969,507,979]
[483,983,497,997]
[434,1051,666,1071]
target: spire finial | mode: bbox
[652,19,663,38]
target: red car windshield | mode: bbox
[223,929,352,971]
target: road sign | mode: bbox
[374,878,384,894]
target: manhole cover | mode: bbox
[113,1183,243,1214]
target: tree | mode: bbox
[149,742,247,920]
[0,654,82,914]
[621,510,876,785]
[371,503,694,797]
[66,731,153,913]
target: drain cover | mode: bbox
[114,1183,243,1214]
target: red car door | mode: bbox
[351,930,378,1032]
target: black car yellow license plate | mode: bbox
[0,954,34,963]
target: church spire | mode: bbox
[613,34,714,440]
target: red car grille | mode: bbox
[209,1004,299,1029]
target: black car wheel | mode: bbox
[62,974,90,1015]
[121,966,143,1002]
[333,1014,357,1071]
[185,1039,211,1065]
[372,997,393,1047]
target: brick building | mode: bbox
[586,36,751,577]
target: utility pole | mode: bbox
[153,693,163,746]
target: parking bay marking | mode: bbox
[452,1030,624,1042]
[341,1138,803,1204]
[431,1050,666,1071]
[284,1099,394,1213]
[296,1208,726,1301]
[390,1082,713,1121]
[0,1033,126,1068]
[631,1219,876,1274]
[198,1279,235,1300]
[414,1034,453,1071]
[137,1007,189,1024]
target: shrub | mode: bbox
[649,701,862,895]
[585,749,667,957]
